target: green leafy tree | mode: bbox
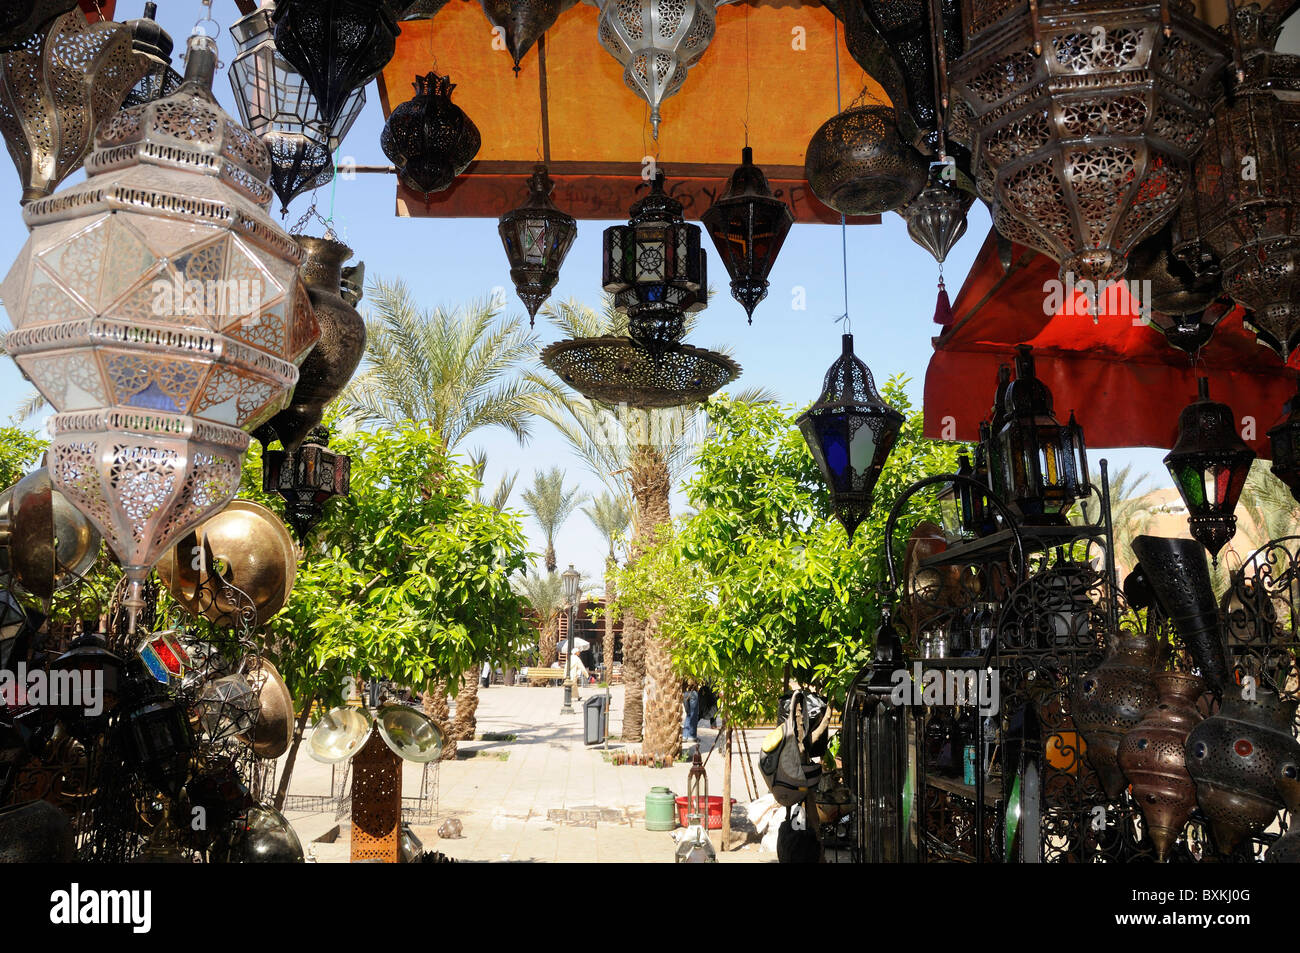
[512,565,566,667]
[0,426,46,488]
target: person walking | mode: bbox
[681,679,700,742]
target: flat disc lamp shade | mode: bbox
[798,333,904,537]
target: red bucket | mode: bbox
[674,795,735,830]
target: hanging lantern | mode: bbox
[1128,215,1228,355]
[262,428,352,541]
[701,147,794,324]
[400,0,451,18]
[994,346,1089,525]
[805,105,927,216]
[498,164,577,326]
[120,3,180,110]
[0,8,143,204]
[480,0,563,74]
[230,4,367,216]
[798,333,905,537]
[602,171,707,351]
[899,171,973,267]
[1164,378,1255,562]
[596,0,717,138]
[0,0,76,52]
[1268,379,1300,505]
[271,0,400,132]
[950,0,1228,287]
[1186,10,1300,361]
[0,34,320,631]
[49,623,121,741]
[541,336,739,409]
[380,71,481,195]
[121,688,194,798]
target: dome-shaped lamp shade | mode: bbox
[380,71,481,195]
[498,164,577,325]
[1268,380,1300,505]
[1164,377,1255,561]
[797,333,904,537]
[122,3,182,109]
[701,147,794,323]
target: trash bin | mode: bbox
[583,694,606,746]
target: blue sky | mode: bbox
[0,2,1173,589]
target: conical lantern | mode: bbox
[380,71,481,195]
[1268,379,1300,506]
[0,34,320,631]
[0,0,76,51]
[596,0,717,138]
[1163,378,1255,562]
[1071,628,1160,801]
[701,147,794,323]
[899,173,973,267]
[480,0,563,73]
[121,3,181,110]
[498,165,576,326]
[0,8,143,204]
[272,0,400,132]
[797,333,904,537]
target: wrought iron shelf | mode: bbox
[926,773,1003,806]
[918,522,1106,569]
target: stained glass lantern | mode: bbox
[797,333,905,537]
[597,0,717,138]
[498,165,577,326]
[0,0,76,52]
[481,0,563,73]
[262,428,352,540]
[602,171,707,351]
[0,34,320,631]
[1268,380,1300,506]
[0,8,143,204]
[939,451,998,539]
[1186,10,1300,361]
[272,0,400,132]
[196,674,259,744]
[950,0,1228,286]
[994,345,1089,525]
[230,4,367,215]
[1164,377,1255,561]
[121,3,181,110]
[701,147,794,323]
[138,629,192,687]
[380,71,481,195]
[805,106,927,216]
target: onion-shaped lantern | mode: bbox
[263,427,351,541]
[1268,379,1300,506]
[603,171,707,350]
[0,35,320,631]
[380,71,480,195]
[481,0,564,74]
[899,172,973,267]
[798,333,904,537]
[1164,377,1255,562]
[701,147,794,323]
[230,4,367,215]
[272,0,400,131]
[805,105,927,216]
[597,0,717,138]
[0,8,143,204]
[498,165,577,326]
[0,0,76,51]
[994,346,1089,525]
[950,0,1227,286]
[121,3,181,110]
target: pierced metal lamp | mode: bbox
[380,71,481,195]
[498,165,577,326]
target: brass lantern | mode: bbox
[0,34,320,631]
[1164,378,1255,561]
[805,105,927,216]
[380,71,481,195]
[994,346,1089,525]
[1268,379,1300,505]
[602,171,707,351]
[121,3,181,110]
[701,147,794,323]
[950,0,1228,286]
[262,428,352,541]
[596,0,717,139]
[0,8,143,204]
[480,0,564,73]
[798,333,905,537]
[899,172,974,267]
[498,165,577,326]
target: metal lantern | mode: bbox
[272,0,400,132]
[1163,378,1255,561]
[1268,380,1300,505]
[805,105,927,216]
[480,0,564,73]
[122,688,194,798]
[380,71,481,195]
[0,8,143,204]
[899,172,974,266]
[602,171,707,351]
[540,336,739,409]
[1186,14,1300,361]
[121,3,181,110]
[596,0,717,138]
[1070,627,1159,800]
[230,4,367,215]
[0,0,76,52]
[262,428,352,541]
[0,34,320,631]
[798,333,905,537]
[701,147,794,323]
[498,165,577,326]
[950,0,1228,286]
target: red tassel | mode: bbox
[933,277,953,326]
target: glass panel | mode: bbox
[815,416,852,489]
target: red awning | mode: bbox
[80,1,114,20]
[923,230,1299,457]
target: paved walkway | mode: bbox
[280,685,777,863]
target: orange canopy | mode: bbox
[377,0,884,223]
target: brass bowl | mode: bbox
[156,500,297,628]
[238,656,295,759]
[308,707,373,764]
[376,704,443,763]
[0,467,101,599]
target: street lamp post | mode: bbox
[561,564,580,715]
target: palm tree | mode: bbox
[468,448,518,513]
[1075,463,1153,578]
[520,467,585,573]
[1239,460,1300,553]
[584,491,630,680]
[513,566,567,667]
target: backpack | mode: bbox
[759,690,824,806]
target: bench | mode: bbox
[525,667,567,686]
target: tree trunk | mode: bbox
[621,613,644,743]
[272,692,315,812]
[450,670,480,741]
[722,725,732,852]
[631,446,680,761]
[540,613,559,667]
[603,556,616,684]
[423,680,457,761]
[544,540,557,574]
